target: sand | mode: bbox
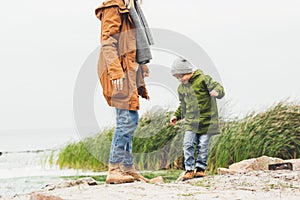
[4,170,300,200]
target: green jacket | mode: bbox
[174,70,225,135]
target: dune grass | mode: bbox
[208,102,300,173]
[55,101,300,174]
[56,110,185,171]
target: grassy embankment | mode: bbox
[53,101,300,180]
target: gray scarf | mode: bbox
[128,0,154,65]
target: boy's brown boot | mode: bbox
[194,167,206,178]
[182,170,195,181]
[106,163,135,184]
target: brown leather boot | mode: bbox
[106,163,135,184]
[194,167,206,178]
[120,164,164,183]
[182,170,195,181]
[120,164,150,182]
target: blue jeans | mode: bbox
[109,108,139,166]
[183,130,211,171]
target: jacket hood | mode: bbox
[95,0,128,20]
[189,69,203,83]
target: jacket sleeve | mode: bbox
[174,92,184,120]
[100,6,124,80]
[204,74,225,99]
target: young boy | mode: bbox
[170,58,225,181]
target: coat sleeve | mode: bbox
[204,74,225,99]
[100,6,124,80]
[174,91,184,120]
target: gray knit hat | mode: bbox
[171,58,194,76]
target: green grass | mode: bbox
[56,110,186,172]
[141,170,183,183]
[207,102,300,173]
[54,101,300,175]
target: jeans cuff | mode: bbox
[123,163,133,168]
[185,166,195,171]
[195,164,206,170]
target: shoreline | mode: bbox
[0,151,105,198]
[0,149,55,155]
[0,144,65,155]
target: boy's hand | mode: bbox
[169,116,177,125]
[209,90,219,97]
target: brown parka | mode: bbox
[95,0,149,110]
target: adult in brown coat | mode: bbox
[95,0,153,184]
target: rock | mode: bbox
[217,167,238,175]
[217,158,257,175]
[217,156,285,175]
[30,194,63,200]
[228,158,256,172]
[149,176,164,184]
[74,177,98,186]
[42,177,97,191]
[248,156,283,171]
[285,159,300,171]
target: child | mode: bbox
[170,58,225,181]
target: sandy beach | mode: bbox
[3,169,299,200]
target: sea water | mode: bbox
[0,151,106,198]
[0,130,103,198]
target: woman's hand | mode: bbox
[112,78,124,90]
[143,71,150,78]
[140,64,150,78]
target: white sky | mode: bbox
[0,0,299,131]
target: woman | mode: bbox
[95,0,153,184]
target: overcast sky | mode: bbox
[0,0,299,132]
